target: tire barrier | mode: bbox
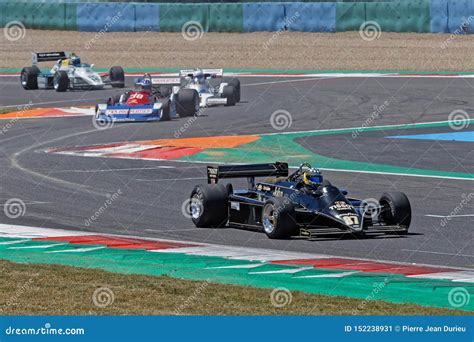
[447,0,474,34]
[135,3,160,32]
[159,4,209,32]
[365,0,430,33]
[243,3,285,32]
[209,3,243,32]
[430,0,448,33]
[0,1,472,34]
[285,3,335,32]
[336,2,366,32]
[77,3,135,32]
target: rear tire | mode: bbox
[53,70,69,92]
[228,78,241,102]
[176,89,199,117]
[20,66,39,90]
[110,66,125,88]
[379,192,411,233]
[223,85,236,106]
[189,184,228,228]
[262,197,298,239]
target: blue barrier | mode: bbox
[135,3,160,32]
[430,0,448,33]
[447,0,474,33]
[285,2,335,32]
[243,3,285,32]
[77,3,135,32]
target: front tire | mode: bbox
[262,197,297,239]
[228,78,241,102]
[110,66,125,88]
[20,66,39,90]
[379,192,412,233]
[53,70,69,92]
[189,184,228,228]
[176,89,199,117]
[223,85,236,106]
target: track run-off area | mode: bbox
[0,71,472,310]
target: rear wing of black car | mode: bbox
[32,51,71,64]
[207,162,288,184]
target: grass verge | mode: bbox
[0,260,466,315]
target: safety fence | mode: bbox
[0,1,472,34]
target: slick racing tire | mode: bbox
[262,197,298,239]
[110,66,125,88]
[227,78,241,102]
[379,192,412,233]
[156,99,171,121]
[189,184,228,228]
[20,66,39,90]
[53,70,69,92]
[222,85,236,106]
[176,89,199,117]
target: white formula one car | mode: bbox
[179,68,241,107]
[20,51,124,92]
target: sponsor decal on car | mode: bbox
[329,201,354,211]
[105,109,128,115]
[130,108,153,114]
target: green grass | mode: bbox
[0,260,467,315]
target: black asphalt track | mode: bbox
[0,75,472,268]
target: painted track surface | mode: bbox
[0,75,473,268]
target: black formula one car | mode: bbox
[189,162,412,239]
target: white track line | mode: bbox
[402,249,474,258]
[46,246,105,253]
[249,267,313,275]
[295,271,359,279]
[425,214,474,218]
[243,77,328,86]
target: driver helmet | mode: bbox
[303,168,323,187]
[193,69,205,85]
[71,55,81,67]
[137,74,152,91]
